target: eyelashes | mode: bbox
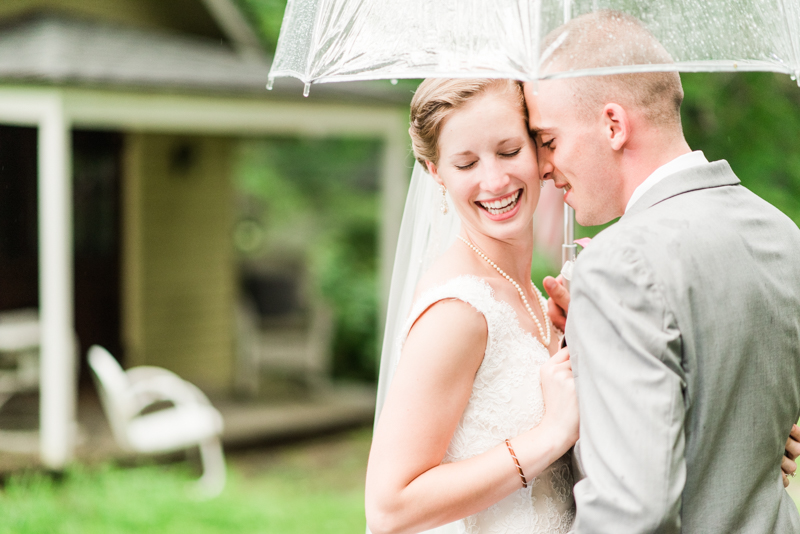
[501,148,522,158]
[454,147,523,170]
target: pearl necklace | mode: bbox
[457,235,552,347]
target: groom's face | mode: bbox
[524,80,624,226]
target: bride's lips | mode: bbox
[475,189,523,221]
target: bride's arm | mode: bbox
[365,299,577,534]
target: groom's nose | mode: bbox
[539,154,554,182]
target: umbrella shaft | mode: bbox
[562,204,576,291]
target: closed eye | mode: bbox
[455,161,476,170]
[540,139,555,150]
[500,148,522,158]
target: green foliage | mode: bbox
[235,137,383,382]
[681,72,800,224]
[530,250,559,293]
[0,429,372,534]
[316,222,379,382]
[237,0,288,53]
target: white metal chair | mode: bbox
[0,309,41,408]
[235,300,334,397]
[87,345,226,498]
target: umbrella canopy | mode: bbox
[268,0,800,91]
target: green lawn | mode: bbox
[3,427,799,534]
[0,428,372,534]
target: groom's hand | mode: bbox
[543,275,570,331]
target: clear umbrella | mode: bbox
[268,0,800,95]
[268,0,800,269]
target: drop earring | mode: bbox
[439,185,448,214]
[540,180,545,189]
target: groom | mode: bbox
[524,11,800,533]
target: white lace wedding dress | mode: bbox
[398,275,576,534]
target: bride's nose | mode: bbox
[480,159,511,193]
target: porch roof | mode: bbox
[0,14,412,106]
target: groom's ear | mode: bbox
[601,103,629,152]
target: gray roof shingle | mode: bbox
[0,15,413,105]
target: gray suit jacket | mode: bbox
[567,161,800,533]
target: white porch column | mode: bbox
[0,89,76,468]
[378,113,412,334]
[38,96,75,468]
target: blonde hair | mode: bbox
[409,78,525,168]
[542,10,684,127]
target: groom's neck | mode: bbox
[618,133,692,209]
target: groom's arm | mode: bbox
[568,242,685,534]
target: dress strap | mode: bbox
[398,275,499,353]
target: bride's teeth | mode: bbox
[479,190,522,215]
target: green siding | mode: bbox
[123,133,235,394]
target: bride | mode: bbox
[365,78,577,534]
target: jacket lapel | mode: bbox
[623,160,741,219]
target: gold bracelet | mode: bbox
[504,439,528,488]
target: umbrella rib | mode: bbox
[776,0,800,81]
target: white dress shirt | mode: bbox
[624,150,709,213]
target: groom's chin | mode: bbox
[576,209,619,227]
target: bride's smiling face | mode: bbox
[428,89,539,242]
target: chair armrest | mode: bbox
[127,366,188,389]
[126,366,213,415]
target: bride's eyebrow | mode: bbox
[497,137,523,145]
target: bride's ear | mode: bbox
[426,160,444,186]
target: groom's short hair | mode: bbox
[541,10,684,128]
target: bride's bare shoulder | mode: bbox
[405,241,491,348]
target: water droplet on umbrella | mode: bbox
[303,83,311,97]
[390,79,399,85]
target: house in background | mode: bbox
[0,0,411,468]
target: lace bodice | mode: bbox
[399,276,575,534]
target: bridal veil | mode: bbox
[375,161,460,421]
[370,161,461,534]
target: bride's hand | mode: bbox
[539,347,579,453]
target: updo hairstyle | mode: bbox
[409,78,526,170]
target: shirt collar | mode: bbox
[624,150,709,213]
